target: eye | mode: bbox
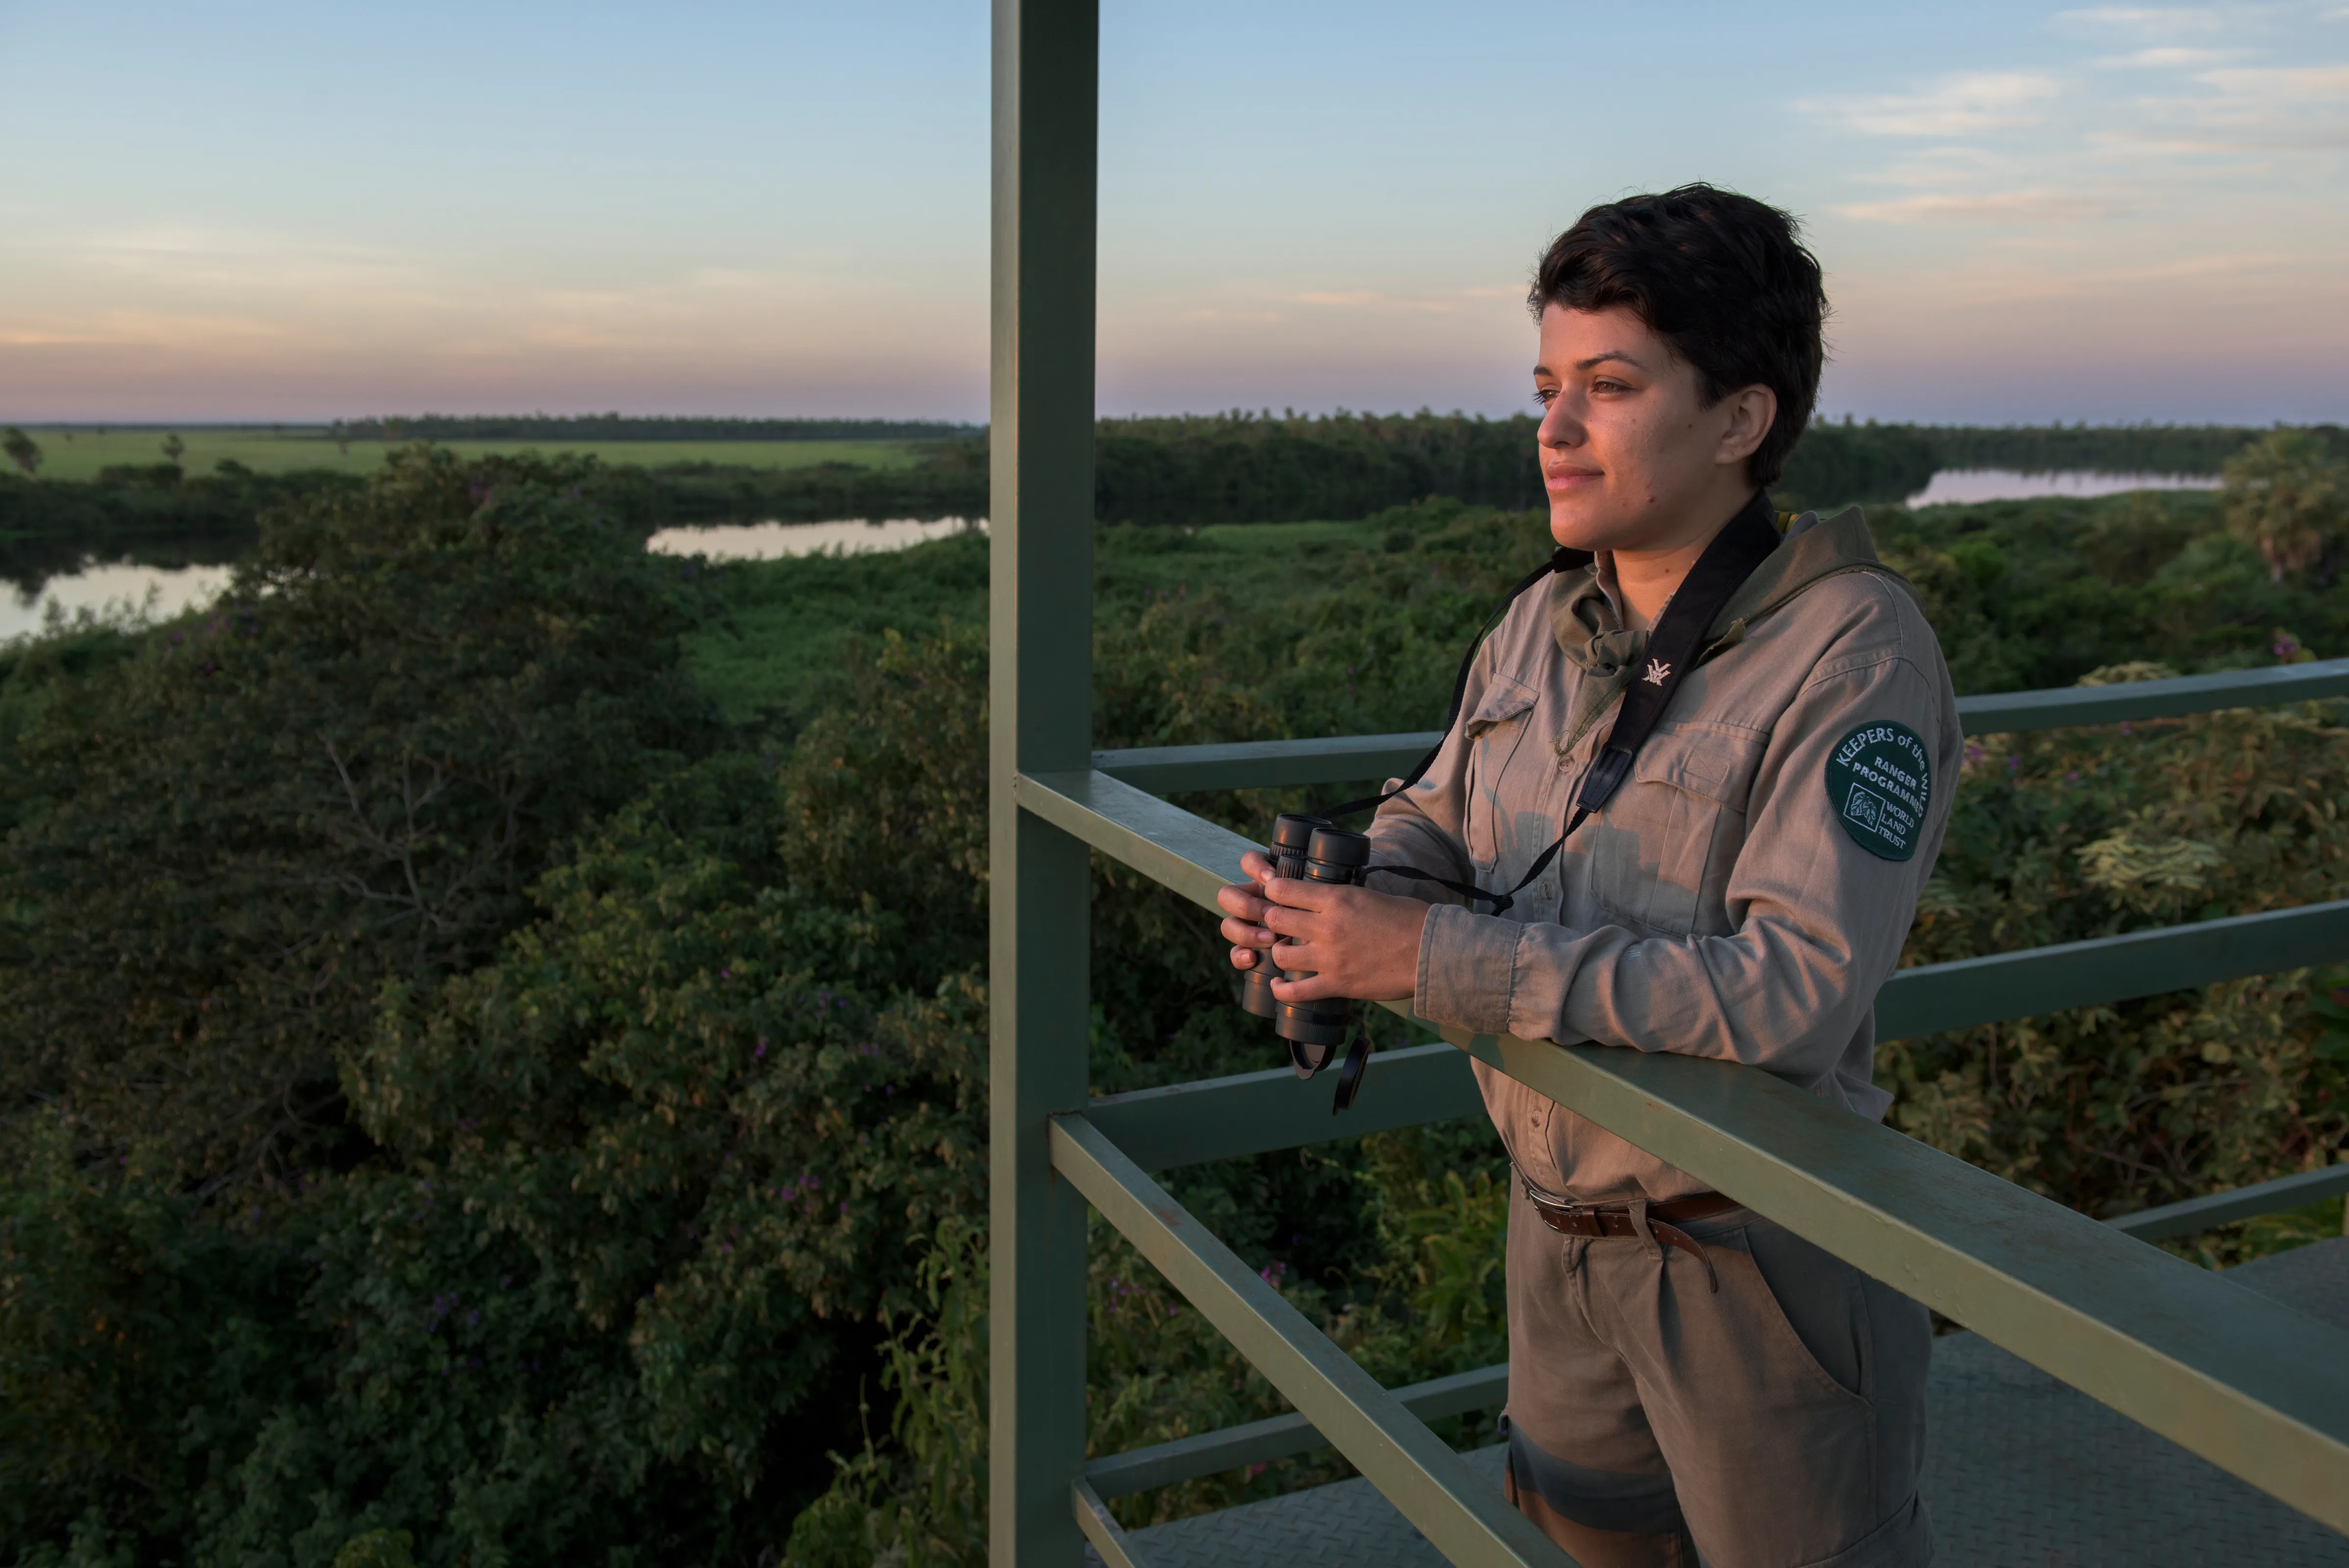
[1591,378,1630,395]
[1533,387,1558,407]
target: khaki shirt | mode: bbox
[1370,508,1961,1202]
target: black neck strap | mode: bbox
[1348,490,1782,916]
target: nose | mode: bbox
[1538,393,1584,451]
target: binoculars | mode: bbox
[1239,812,1372,1080]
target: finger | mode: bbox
[1230,945,1258,971]
[1270,970,1338,1003]
[1240,850,1274,884]
[1216,882,1270,921]
[1262,876,1340,913]
[1220,915,1276,948]
[1258,902,1323,942]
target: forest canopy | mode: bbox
[2,445,2345,1566]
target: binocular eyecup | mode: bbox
[1240,813,1374,1099]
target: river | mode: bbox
[0,474,2230,646]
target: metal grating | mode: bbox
[1088,1237,2349,1568]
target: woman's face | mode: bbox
[1533,303,1773,556]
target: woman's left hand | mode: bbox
[1231,875,1428,1003]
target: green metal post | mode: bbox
[989,0,1098,1564]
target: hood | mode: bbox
[1543,505,1897,743]
[1548,504,1894,673]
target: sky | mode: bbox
[1,1,2345,425]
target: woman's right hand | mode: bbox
[1216,850,1279,971]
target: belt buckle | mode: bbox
[1525,1182,1600,1235]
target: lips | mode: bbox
[1544,467,1602,490]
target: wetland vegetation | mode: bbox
[1,430,2345,1567]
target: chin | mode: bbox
[1547,501,1621,554]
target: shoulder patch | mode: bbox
[1825,720,1931,862]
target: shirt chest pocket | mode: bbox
[1463,678,1542,871]
[1589,725,1764,936]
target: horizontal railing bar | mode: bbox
[1017,768,1249,914]
[1085,894,2349,1173]
[1050,1114,1572,1567]
[1088,658,2349,792]
[1873,899,2349,1041]
[1956,657,2349,733]
[1090,1045,2349,1239]
[1085,1042,1487,1172]
[1023,765,2349,1050]
[1085,1364,1510,1500]
[1072,1478,1146,1568]
[1092,731,1437,794]
[1435,1029,2349,1533]
[2109,1164,2349,1243]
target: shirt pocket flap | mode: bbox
[1631,726,1763,807]
[1463,678,1538,738]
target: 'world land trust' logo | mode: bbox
[1843,783,1911,851]
[1843,784,1888,835]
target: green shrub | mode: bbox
[0,448,719,1189]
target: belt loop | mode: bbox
[1628,1198,1663,1263]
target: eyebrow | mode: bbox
[1533,350,1646,377]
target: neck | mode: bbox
[1611,488,1762,631]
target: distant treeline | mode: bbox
[339,414,979,442]
[673,411,1947,523]
[627,414,2331,525]
[9,419,2342,569]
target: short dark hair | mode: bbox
[1529,184,1826,489]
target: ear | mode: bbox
[1714,385,1777,468]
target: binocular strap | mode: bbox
[1284,1014,1378,1114]
[1263,493,1786,1112]
[1348,491,1785,919]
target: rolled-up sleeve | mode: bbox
[1415,647,1954,1082]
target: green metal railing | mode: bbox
[986,6,2349,1564]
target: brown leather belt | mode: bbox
[1522,1187,1737,1292]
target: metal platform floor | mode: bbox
[1089,1236,2349,1568]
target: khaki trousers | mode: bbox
[1500,1184,1933,1568]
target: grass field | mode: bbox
[9,427,946,482]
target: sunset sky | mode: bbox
[2,0,2344,424]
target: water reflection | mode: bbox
[645,516,986,561]
[1,519,992,646]
[1,561,236,645]
[1905,470,2220,507]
